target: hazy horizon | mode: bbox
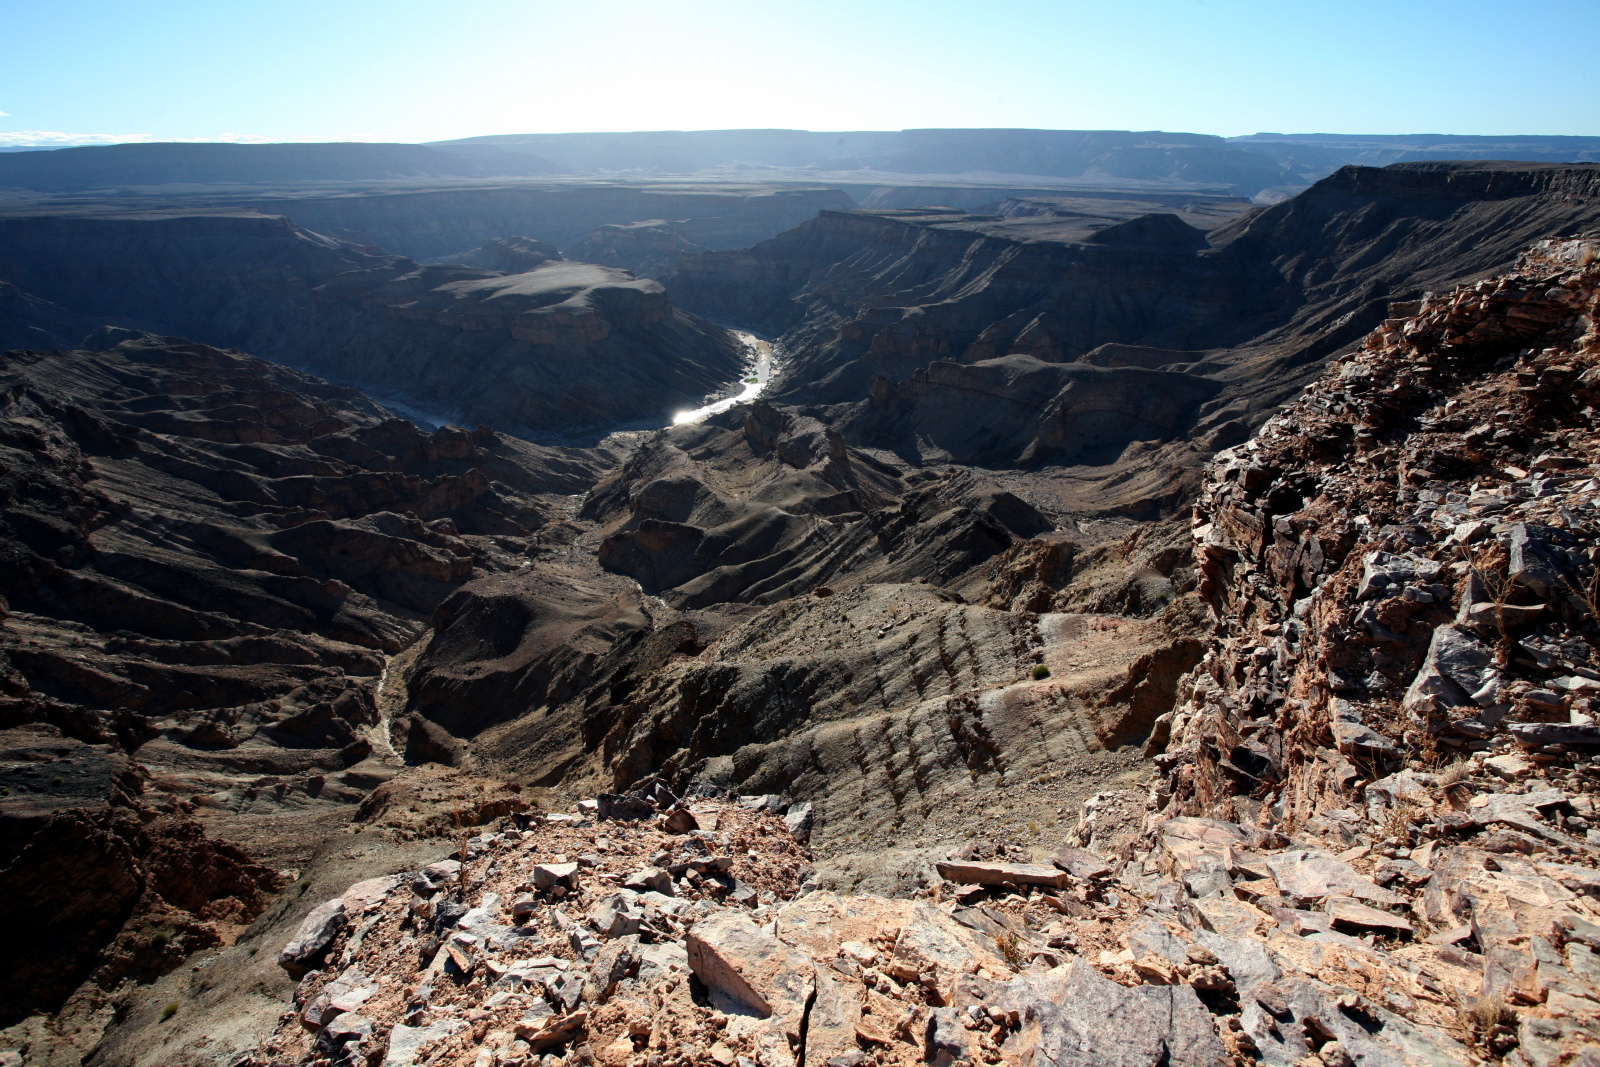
[2,0,1596,149]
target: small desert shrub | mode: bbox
[1464,994,1516,1043]
[1031,664,1051,680]
[996,931,1025,968]
[161,1002,179,1021]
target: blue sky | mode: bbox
[0,0,1596,146]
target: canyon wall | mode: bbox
[0,211,747,437]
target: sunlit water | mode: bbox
[671,332,774,425]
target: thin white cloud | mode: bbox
[0,130,345,148]
[0,130,155,147]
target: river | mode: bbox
[669,331,774,425]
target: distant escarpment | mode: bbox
[227,182,857,262]
[664,163,1600,511]
[0,211,746,437]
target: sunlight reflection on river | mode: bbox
[670,332,773,425]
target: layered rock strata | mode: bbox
[0,334,613,1031]
[0,211,746,437]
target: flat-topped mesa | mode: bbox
[321,261,672,342]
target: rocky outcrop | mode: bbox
[0,724,284,1026]
[1116,235,1600,1061]
[0,211,746,437]
[1157,234,1600,820]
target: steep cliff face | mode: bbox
[666,206,1231,392]
[834,354,1222,469]
[661,163,1600,517]
[1156,234,1600,822]
[0,211,747,437]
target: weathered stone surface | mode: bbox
[990,960,1223,1067]
[588,892,643,938]
[1403,625,1498,712]
[935,861,1069,890]
[381,1019,464,1067]
[1050,846,1112,881]
[686,911,815,1067]
[1266,851,1404,909]
[533,863,580,889]
[279,899,347,976]
[1324,897,1413,936]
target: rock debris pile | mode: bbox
[254,789,1235,1067]
[1135,235,1600,1063]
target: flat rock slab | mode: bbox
[774,891,916,960]
[382,1019,464,1067]
[1267,850,1404,908]
[1325,897,1414,935]
[990,959,1223,1067]
[1051,846,1112,881]
[687,911,814,1067]
[935,861,1069,890]
[279,897,346,975]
